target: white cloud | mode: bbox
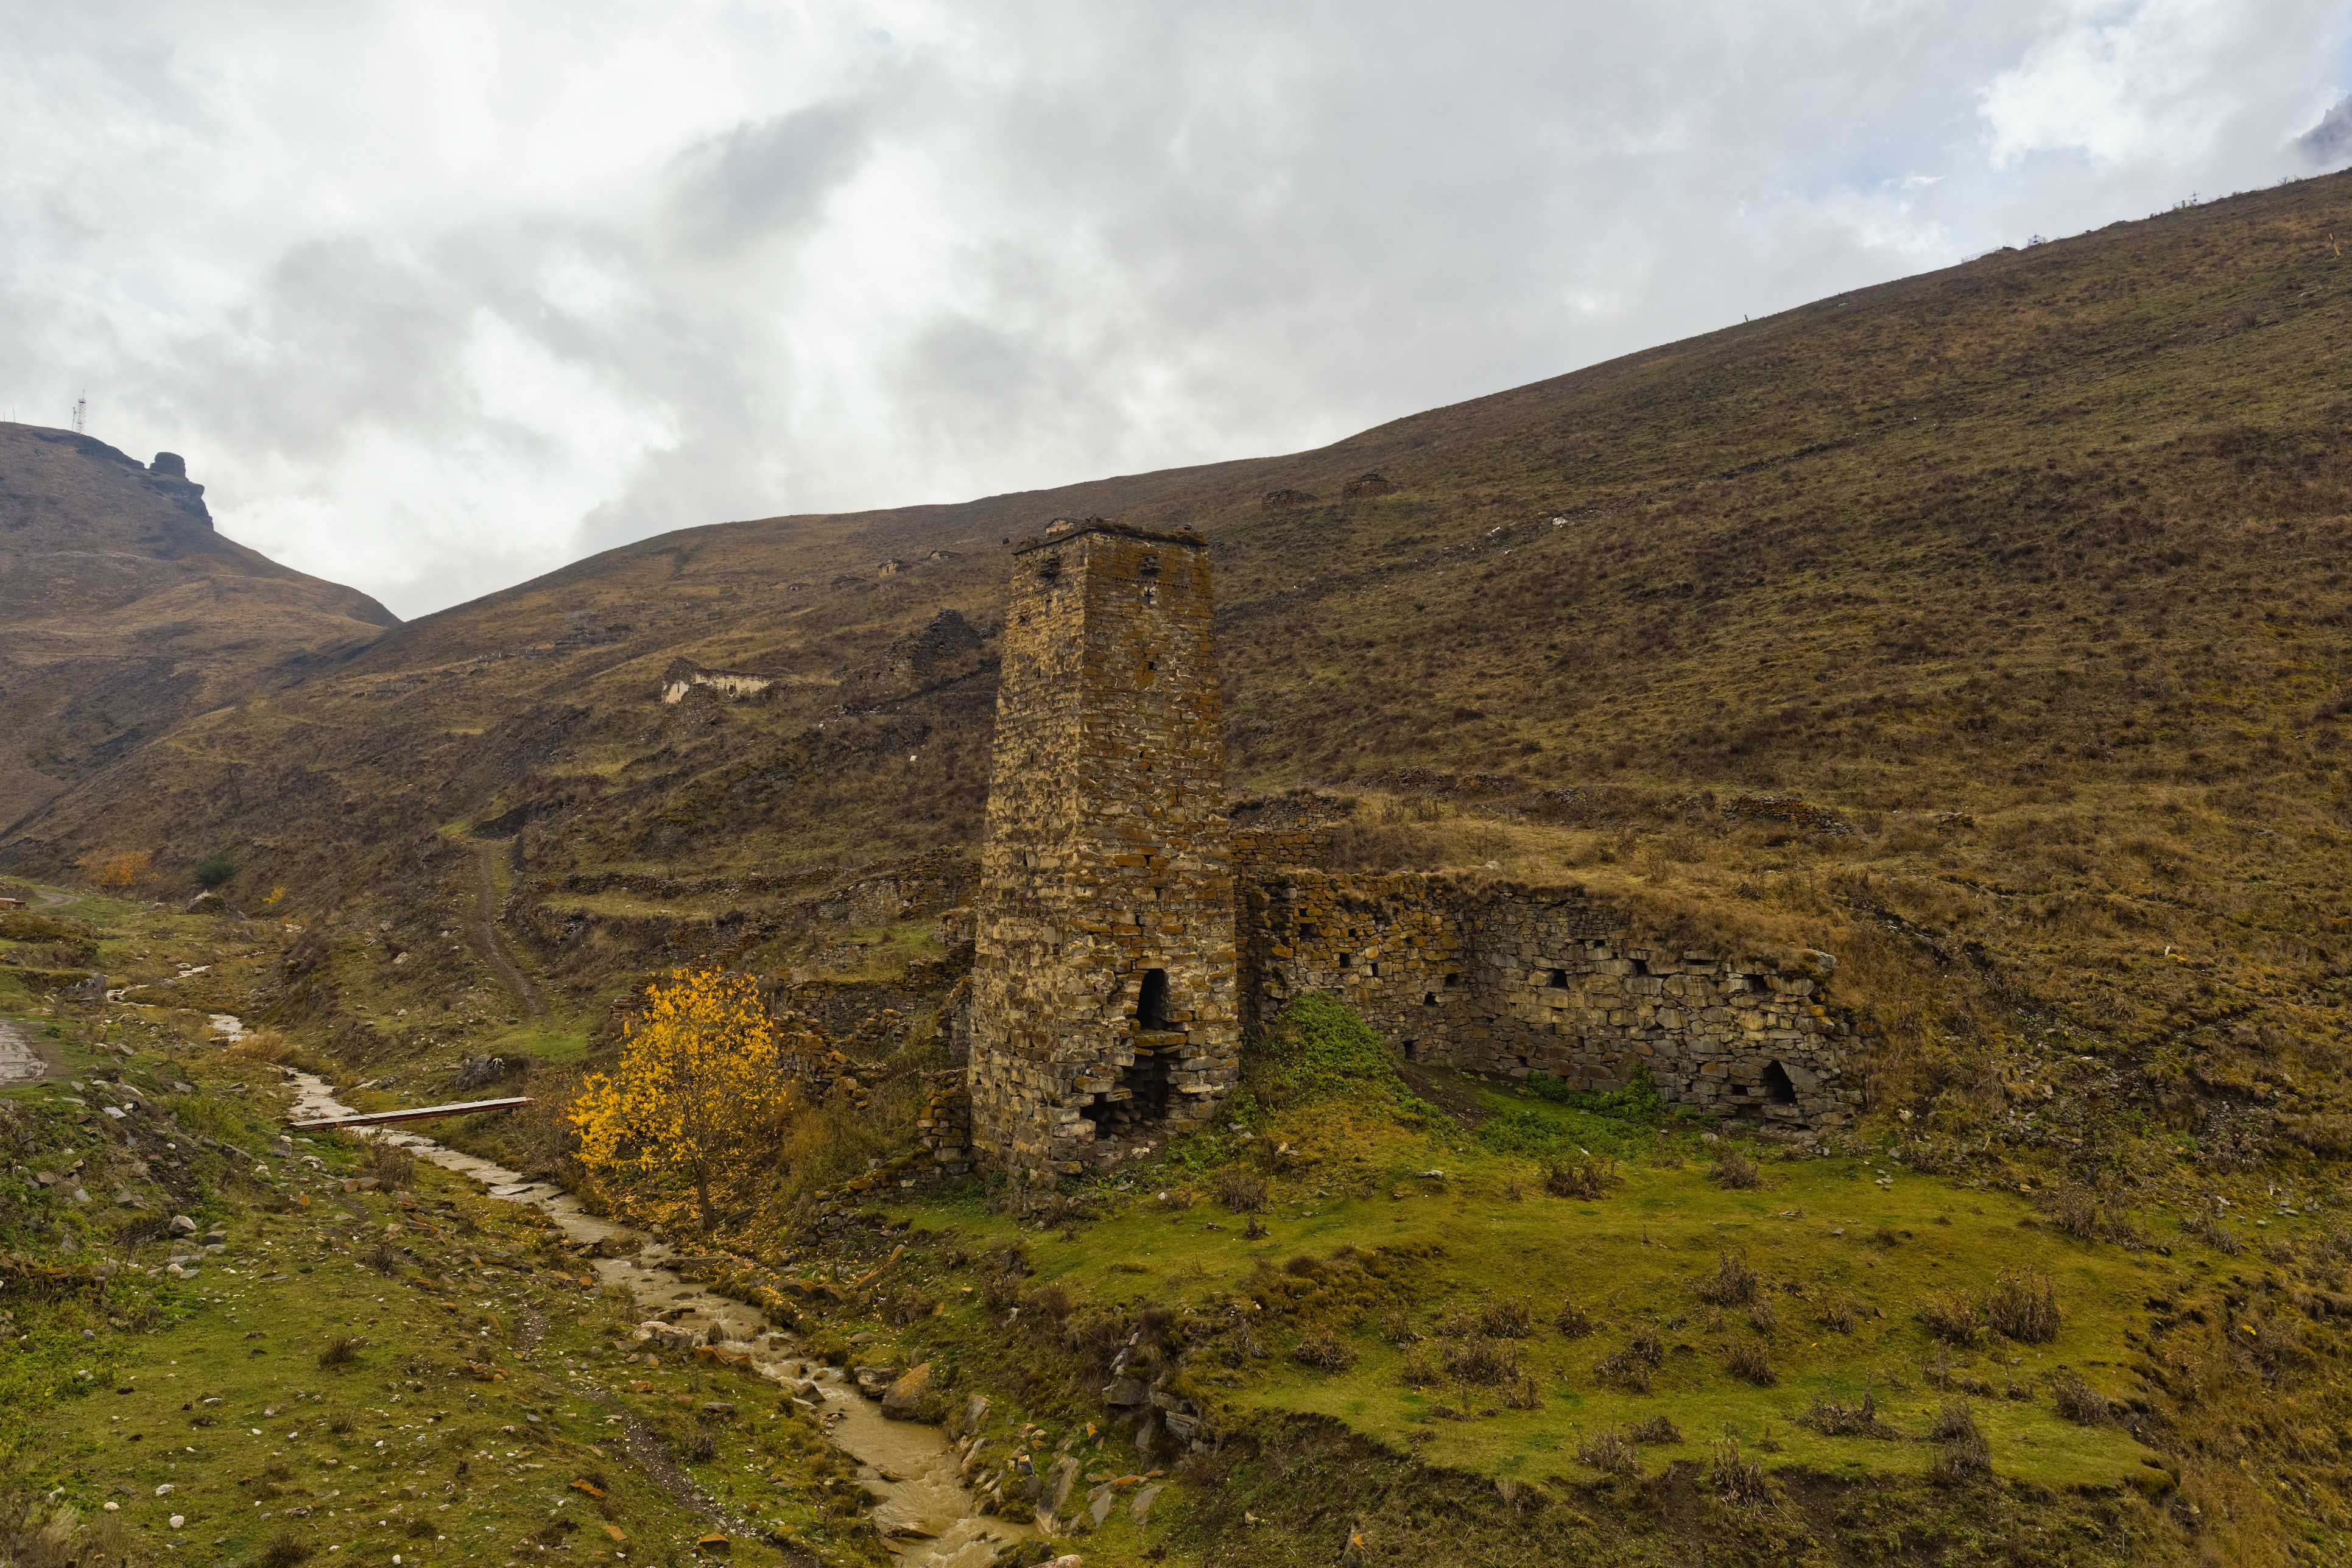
[2,0,2349,616]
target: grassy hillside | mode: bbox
[5,169,2352,1566]
[0,424,399,842]
[7,171,2347,1128]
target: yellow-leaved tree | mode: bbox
[571,968,800,1230]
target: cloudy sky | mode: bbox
[4,1,2350,618]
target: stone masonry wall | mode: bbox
[1241,870,1859,1131]
[967,519,1240,1180]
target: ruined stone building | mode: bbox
[966,519,1241,1181]
[957,518,1857,1183]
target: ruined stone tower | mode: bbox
[968,518,1239,1181]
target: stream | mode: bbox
[280,1067,1024,1568]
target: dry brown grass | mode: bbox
[1984,1268,2062,1345]
[1543,1154,1619,1199]
[1693,1250,1759,1306]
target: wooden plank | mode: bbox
[289,1095,532,1130]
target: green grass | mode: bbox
[477,1021,596,1067]
[1,1028,886,1567]
[861,1074,2187,1497]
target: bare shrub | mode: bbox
[2048,1369,2116,1425]
[1594,1327,1663,1391]
[1747,1299,1777,1335]
[1711,1435,1769,1505]
[680,1422,717,1463]
[1930,1400,1991,1480]
[1501,1373,1541,1410]
[2182,1205,2244,1256]
[1795,1391,1896,1438]
[1545,1154,1620,1199]
[1724,1339,1776,1386]
[1985,1268,2061,1343]
[1398,1348,1442,1386]
[1917,1290,1984,1346]
[1215,1168,1268,1214]
[2040,1181,2140,1244]
[364,1141,418,1190]
[361,1240,404,1276]
[1929,1399,1978,1441]
[1554,1298,1595,1338]
[1625,1415,1682,1445]
[316,1337,362,1370]
[1694,1250,1758,1306]
[259,1536,318,1568]
[1575,1429,1641,1478]
[1814,1292,1858,1333]
[1442,1334,1520,1385]
[1021,1284,1072,1320]
[1710,1146,1763,1190]
[1479,1296,1533,1338]
[1292,1329,1356,1371]
[1379,1307,1418,1344]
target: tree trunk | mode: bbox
[694,1168,716,1231]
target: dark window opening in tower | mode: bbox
[1761,1060,1797,1105]
[1138,968,1172,1031]
[1546,968,1568,988]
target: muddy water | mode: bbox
[281,1067,1023,1567]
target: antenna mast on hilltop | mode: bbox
[71,395,86,434]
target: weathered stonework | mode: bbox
[967,519,1240,1180]
[1238,867,1859,1129]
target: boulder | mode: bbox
[184,891,226,915]
[167,1215,198,1237]
[852,1364,901,1399]
[951,1393,990,1439]
[1100,1377,1148,1407]
[1042,1455,1079,1516]
[880,1362,932,1421]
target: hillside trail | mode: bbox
[470,840,543,1019]
[280,1064,1023,1568]
[0,1018,46,1083]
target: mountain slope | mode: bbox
[0,424,398,837]
[3,172,2349,1094]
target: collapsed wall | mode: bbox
[1238,862,1859,1131]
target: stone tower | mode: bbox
[968,517,1239,1182]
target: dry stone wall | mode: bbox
[967,519,1240,1181]
[1241,869,1859,1131]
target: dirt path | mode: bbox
[471,842,543,1018]
[0,1018,50,1083]
[284,1072,1024,1568]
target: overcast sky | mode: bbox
[4,1,2350,619]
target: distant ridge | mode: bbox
[0,422,398,834]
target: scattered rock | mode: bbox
[880,1362,932,1420]
[1043,1455,1079,1515]
[167,1215,197,1237]
[1100,1377,1148,1407]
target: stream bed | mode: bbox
[281,1068,1024,1568]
